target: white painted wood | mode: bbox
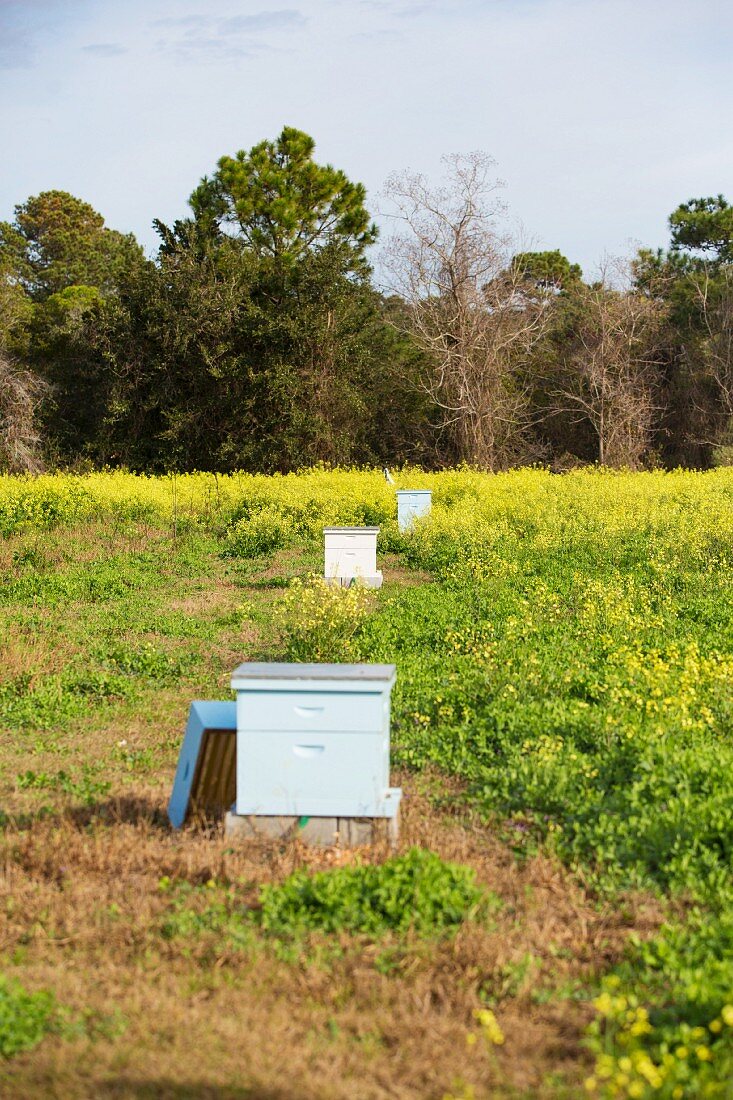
[323,526,380,582]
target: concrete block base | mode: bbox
[324,573,383,590]
[224,810,399,848]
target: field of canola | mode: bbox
[1,466,733,1098]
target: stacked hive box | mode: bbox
[168,663,402,847]
[228,662,400,843]
[396,490,432,532]
[323,526,382,588]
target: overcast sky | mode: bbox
[1,0,731,276]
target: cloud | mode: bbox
[82,42,127,57]
[151,15,209,29]
[155,35,275,63]
[0,0,90,71]
[354,0,435,15]
[351,27,404,43]
[152,8,306,64]
[353,0,527,17]
[221,10,307,33]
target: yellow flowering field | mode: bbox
[1,465,733,1097]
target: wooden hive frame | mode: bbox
[168,701,237,828]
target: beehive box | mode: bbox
[168,701,237,828]
[230,662,400,819]
[323,527,382,588]
[396,490,432,531]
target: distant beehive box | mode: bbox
[323,527,382,588]
[396,490,432,532]
[230,662,401,821]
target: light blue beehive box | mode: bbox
[168,700,237,828]
[396,490,432,532]
[230,662,401,821]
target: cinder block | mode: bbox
[324,574,383,589]
[224,810,399,847]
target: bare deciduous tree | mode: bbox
[0,352,48,473]
[694,265,733,421]
[383,153,552,470]
[554,263,668,468]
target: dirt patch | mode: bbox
[380,554,434,588]
[166,582,239,616]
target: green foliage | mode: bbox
[223,508,294,558]
[0,975,56,1060]
[276,575,374,661]
[0,513,213,734]
[16,766,111,805]
[160,881,257,955]
[61,127,429,474]
[0,190,143,302]
[2,172,733,472]
[89,225,423,473]
[512,249,582,290]
[0,632,198,732]
[0,480,95,536]
[631,196,733,469]
[255,849,489,937]
[160,852,489,958]
[190,126,377,270]
[0,264,32,356]
[586,912,733,1096]
[669,195,733,265]
[351,496,733,901]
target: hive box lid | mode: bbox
[396,489,432,496]
[323,527,380,534]
[231,662,396,691]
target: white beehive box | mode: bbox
[230,662,401,819]
[323,527,382,588]
[396,490,432,532]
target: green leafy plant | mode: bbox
[160,881,257,955]
[586,910,733,1098]
[160,851,492,961]
[17,765,111,805]
[255,848,492,938]
[0,975,56,1059]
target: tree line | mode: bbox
[1,126,732,474]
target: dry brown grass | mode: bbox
[0,773,662,1100]
[380,555,434,588]
[0,521,174,571]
